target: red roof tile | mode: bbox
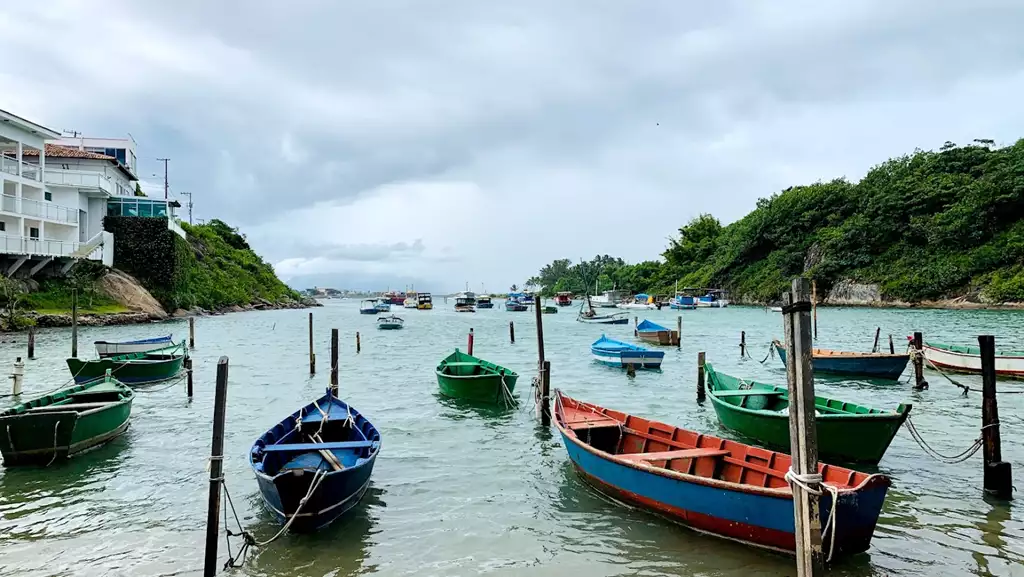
[20,144,117,161]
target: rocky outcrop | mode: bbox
[97,269,168,320]
[31,311,154,328]
[823,280,882,305]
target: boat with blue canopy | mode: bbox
[591,335,664,369]
[635,319,678,346]
[250,388,381,532]
[505,292,529,311]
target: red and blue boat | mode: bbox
[554,390,890,559]
[773,340,909,381]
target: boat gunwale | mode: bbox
[922,340,1024,359]
[434,350,519,381]
[771,340,909,360]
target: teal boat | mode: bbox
[67,341,186,385]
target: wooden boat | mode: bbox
[66,342,186,385]
[417,293,433,310]
[919,339,1024,379]
[591,335,664,369]
[435,349,519,404]
[590,289,624,308]
[554,292,573,306]
[476,295,494,309]
[773,340,909,381]
[577,297,629,324]
[704,364,910,464]
[554,391,890,558]
[697,289,730,308]
[617,293,658,310]
[359,300,378,314]
[454,292,476,312]
[670,295,697,310]
[94,334,172,357]
[542,305,558,314]
[0,371,134,466]
[635,319,678,346]
[376,315,404,330]
[250,388,381,532]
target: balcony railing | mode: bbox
[0,234,88,259]
[0,194,79,224]
[44,169,114,195]
[0,155,42,182]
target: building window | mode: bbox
[29,227,39,239]
[0,222,6,232]
[44,191,52,201]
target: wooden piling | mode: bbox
[189,317,195,349]
[509,321,515,344]
[888,334,895,355]
[979,335,1013,500]
[740,331,746,357]
[203,356,230,577]
[71,288,78,358]
[356,331,361,354]
[186,356,194,399]
[540,360,551,426]
[330,329,339,396]
[782,278,823,576]
[811,279,818,341]
[625,362,636,377]
[696,351,706,402]
[912,332,928,390]
[872,327,881,353]
[676,316,682,349]
[27,325,34,360]
[468,328,475,356]
[308,312,315,375]
[634,316,638,337]
[533,296,545,369]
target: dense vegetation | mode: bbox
[530,139,1024,303]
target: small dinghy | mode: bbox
[250,388,381,532]
[635,319,678,346]
[377,315,404,330]
[67,341,186,385]
[591,335,664,369]
[435,349,519,404]
[94,334,173,357]
[773,339,909,381]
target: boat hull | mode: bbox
[775,344,909,381]
[255,455,376,532]
[435,349,519,404]
[94,335,173,357]
[505,303,529,312]
[476,302,494,309]
[578,315,629,325]
[591,348,664,369]
[359,309,377,315]
[377,323,403,330]
[66,356,184,385]
[922,341,1024,379]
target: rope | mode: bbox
[44,421,61,467]
[911,348,968,395]
[130,373,186,394]
[499,371,518,409]
[903,416,992,464]
[784,469,840,562]
[758,341,775,364]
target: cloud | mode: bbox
[3,0,1024,291]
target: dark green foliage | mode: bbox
[531,139,1024,303]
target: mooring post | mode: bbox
[186,356,194,399]
[533,296,546,370]
[27,325,35,360]
[330,329,339,396]
[913,332,928,390]
[625,361,636,377]
[740,331,746,357]
[979,335,1012,500]
[509,321,515,344]
[71,288,78,358]
[811,279,818,341]
[889,334,895,354]
[203,356,229,577]
[634,316,638,337]
[468,328,475,356]
[676,316,682,348]
[308,312,315,375]
[189,316,195,349]
[11,357,23,395]
[782,278,824,576]
[696,351,706,403]
[540,360,551,426]
[872,327,881,353]
[356,331,361,354]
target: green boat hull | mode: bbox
[0,376,134,466]
[67,342,185,385]
[704,364,910,464]
[436,349,519,403]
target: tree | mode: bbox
[509,284,518,292]
[0,275,30,330]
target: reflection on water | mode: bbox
[0,302,1021,576]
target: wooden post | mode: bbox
[912,332,927,390]
[696,351,706,403]
[979,335,1012,500]
[330,329,339,396]
[71,288,78,358]
[625,361,636,377]
[356,331,361,354]
[634,316,638,337]
[888,334,895,355]
[676,316,682,349]
[467,328,475,356]
[189,317,195,349]
[509,321,515,344]
[186,356,194,399]
[27,325,34,360]
[533,296,545,370]
[308,312,315,375]
[872,327,881,353]
[782,278,824,576]
[203,356,229,577]
[740,331,746,357]
[539,360,551,426]
[811,279,818,341]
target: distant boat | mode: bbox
[374,299,391,313]
[670,295,698,310]
[359,300,378,315]
[417,293,433,310]
[66,342,186,385]
[377,315,404,330]
[554,292,573,307]
[94,334,173,357]
[476,295,494,309]
[403,297,418,309]
[577,296,628,324]
[542,305,558,314]
[553,390,891,559]
[0,371,134,466]
[590,290,624,308]
[591,335,664,369]
[769,306,783,312]
[250,388,381,532]
[617,293,658,310]
[704,363,911,464]
[918,339,1024,379]
[435,349,519,404]
[773,340,910,381]
[505,292,529,311]
[635,319,678,346]
[454,291,476,313]
[382,291,405,306]
[696,289,729,308]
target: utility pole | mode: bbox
[156,157,170,199]
[180,191,194,224]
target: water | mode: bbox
[1,302,1022,576]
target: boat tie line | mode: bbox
[784,469,840,563]
[757,342,775,364]
[902,415,989,464]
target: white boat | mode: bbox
[921,340,1024,379]
[94,334,173,357]
[403,297,418,309]
[377,315,405,330]
[696,289,729,308]
[591,290,624,308]
[769,306,783,312]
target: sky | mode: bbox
[3,1,1024,293]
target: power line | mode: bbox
[156,158,170,199]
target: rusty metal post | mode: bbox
[186,356,194,398]
[539,360,551,426]
[740,331,746,357]
[356,331,361,354]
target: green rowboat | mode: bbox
[435,349,519,404]
[67,341,186,386]
[704,363,910,464]
[0,372,134,466]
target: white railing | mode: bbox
[0,194,79,224]
[44,169,114,194]
[168,218,186,239]
[0,234,85,258]
[0,155,42,181]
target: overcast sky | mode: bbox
[3,1,1024,292]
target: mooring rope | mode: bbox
[499,372,518,409]
[903,416,993,464]
[44,421,61,467]
[758,341,775,364]
[784,469,840,563]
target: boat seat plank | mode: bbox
[441,362,480,367]
[710,390,785,398]
[262,440,374,452]
[26,402,113,412]
[567,418,620,430]
[722,456,786,480]
[619,449,729,462]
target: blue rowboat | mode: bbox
[554,390,890,558]
[773,340,909,381]
[250,389,381,532]
[591,335,664,369]
[94,334,173,357]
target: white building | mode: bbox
[0,107,184,277]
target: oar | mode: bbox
[309,433,344,471]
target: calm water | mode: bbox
[0,301,1022,577]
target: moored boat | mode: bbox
[590,289,625,308]
[616,293,658,310]
[670,295,697,310]
[542,304,558,314]
[554,292,573,306]
[591,334,664,369]
[554,391,891,559]
[94,334,173,357]
[773,340,909,381]
[250,388,381,532]
[697,289,730,308]
[918,339,1024,379]
[377,315,404,330]
[635,319,678,346]
[505,292,529,311]
[417,293,433,310]
[374,299,391,313]
[435,349,519,404]
[454,291,476,312]
[66,342,186,385]
[403,297,418,309]
[704,364,910,464]
[359,300,378,314]
[476,295,494,309]
[0,371,134,466]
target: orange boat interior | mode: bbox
[556,392,870,491]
